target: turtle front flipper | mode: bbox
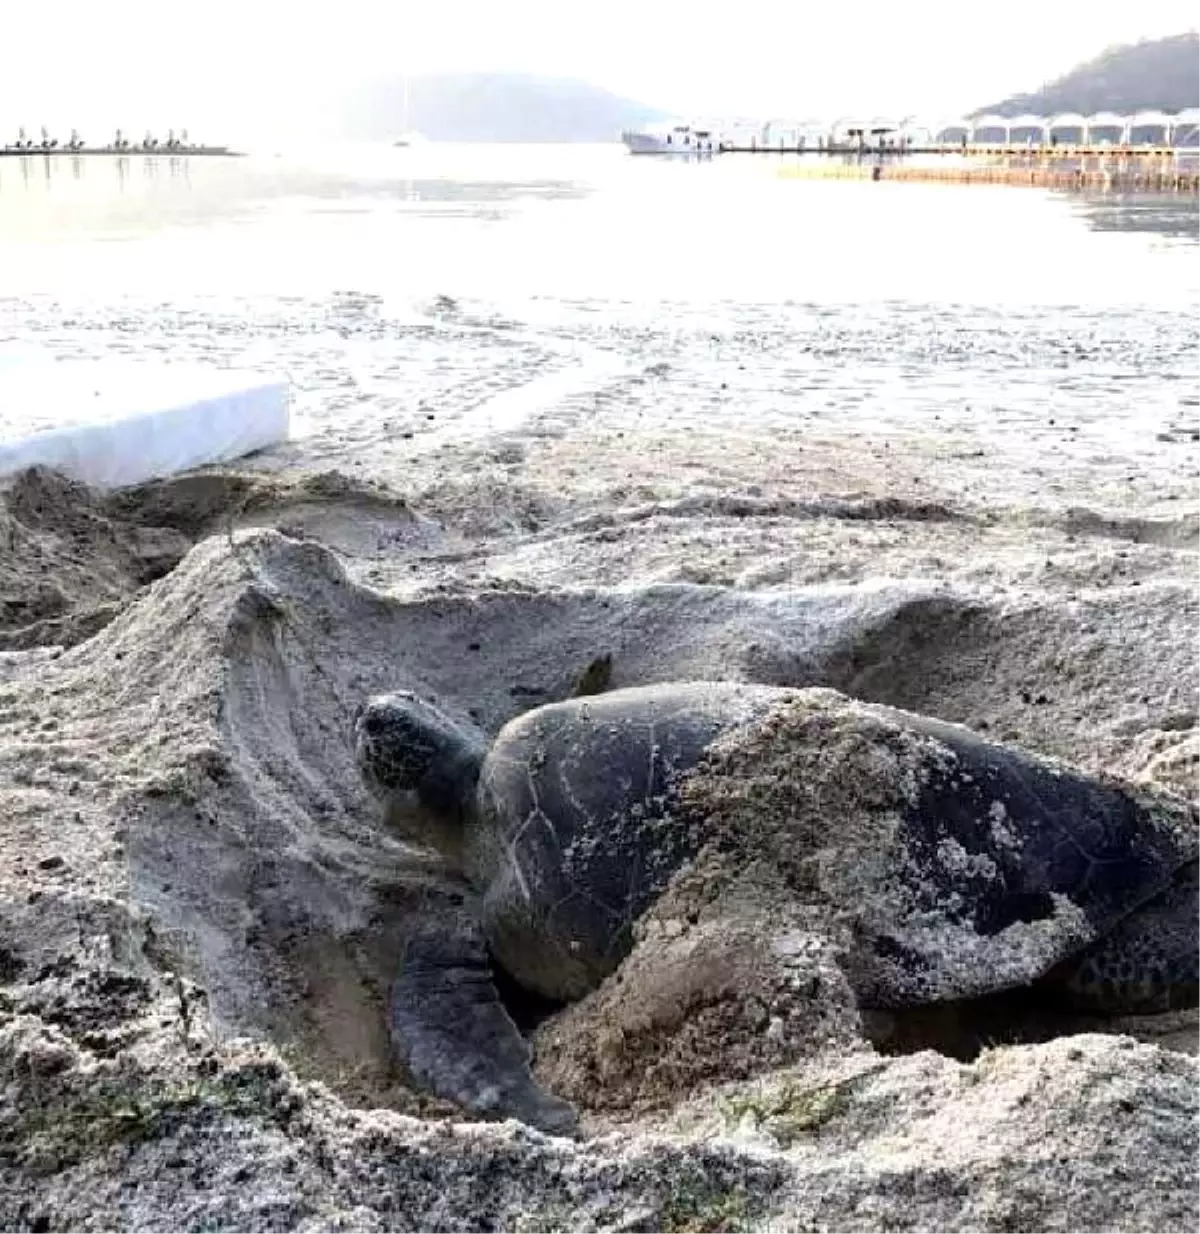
[390,911,579,1136]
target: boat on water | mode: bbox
[392,132,425,148]
[621,122,719,155]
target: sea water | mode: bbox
[0,142,1194,481]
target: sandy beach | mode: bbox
[0,372,1196,1229]
[0,150,1196,1230]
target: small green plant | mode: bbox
[512,1205,574,1234]
[718,1062,885,1146]
[7,1063,284,1171]
[661,1179,750,1233]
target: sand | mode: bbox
[0,380,1196,1231]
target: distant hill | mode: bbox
[974,32,1199,116]
[333,73,669,143]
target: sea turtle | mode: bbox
[353,682,1199,1134]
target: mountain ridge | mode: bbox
[973,32,1199,117]
[333,72,668,143]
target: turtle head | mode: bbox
[353,691,485,864]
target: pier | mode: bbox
[720,143,1190,157]
[725,114,1199,193]
[760,147,1199,193]
[1,127,241,158]
[0,148,240,159]
[722,108,1199,153]
[630,109,1200,192]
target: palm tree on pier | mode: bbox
[39,126,58,151]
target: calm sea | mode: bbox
[0,142,1195,453]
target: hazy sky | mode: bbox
[2,0,1195,138]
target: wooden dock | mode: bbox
[720,143,1189,157]
[750,146,1199,193]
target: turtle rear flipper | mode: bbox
[1044,861,1200,1014]
[391,916,579,1136]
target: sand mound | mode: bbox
[0,467,190,650]
[1,1012,1194,1231]
[0,466,429,652]
[823,583,1198,782]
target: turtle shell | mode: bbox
[471,682,784,1000]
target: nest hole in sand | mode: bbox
[861,985,1196,1062]
[50,508,1191,1121]
[491,960,568,1034]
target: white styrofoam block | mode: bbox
[0,362,290,489]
